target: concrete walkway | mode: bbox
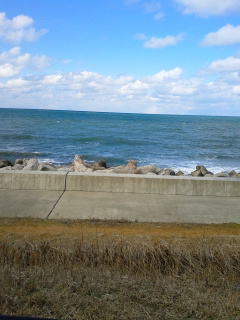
[0,171,240,223]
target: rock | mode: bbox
[12,164,24,170]
[228,170,237,177]
[0,166,12,171]
[112,160,137,174]
[98,159,107,168]
[137,165,156,175]
[205,173,214,177]
[91,159,107,171]
[14,159,24,165]
[191,169,203,177]
[0,159,12,168]
[73,155,92,172]
[57,166,74,172]
[195,165,213,176]
[38,164,57,171]
[155,167,163,175]
[214,172,229,177]
[112,166,134,174]
[22,158,39,171]
[146,172,156,175]
[176,170,184,176]
[162,168,175,176]
[127,160,137,169]
[22,159,29,166]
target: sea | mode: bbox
[0,108,240,174]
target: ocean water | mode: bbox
[0,108,240,174]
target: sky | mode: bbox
[1,0,240,116]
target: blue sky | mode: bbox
[1,0,240,115]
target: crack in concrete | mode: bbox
[46,172,69,219]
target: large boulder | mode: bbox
[14,159,23,165]
[73,154,92,172]
[228,170,237,177]
[176,170,184,176]
[214,172,229,178]
[192,165,213,177]
[191,169,203,177]
[12,164,24,170]
[22,158,39,171]
[38,164,57,171]
[112,160,137,174]
[136,165,156,175]
[162,168,175,176]
[91,159,107,171]
[0,159,12,168]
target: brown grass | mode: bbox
[0,218,240,319]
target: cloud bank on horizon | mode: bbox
[0,0,240,116]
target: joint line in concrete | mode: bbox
[46,172,69,219]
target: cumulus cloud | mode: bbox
[1,66,240,115]
[0,12,47,44]
[174,0,240,16]
[0,47,50,77]
[143,67,183,82]
[200,24,240,46]
[143,33,184,48]
[200,56,240,74]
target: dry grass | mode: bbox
[0,219,240,319]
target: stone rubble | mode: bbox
[0,155,239,178]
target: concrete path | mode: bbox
[0,189,239,223]
[49,191,240,223]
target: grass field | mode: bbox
[0,218,239,319]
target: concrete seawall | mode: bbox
[0,171,240,223]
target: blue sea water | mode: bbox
[0,108,240,173]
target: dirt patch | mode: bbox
[0,218,239,241]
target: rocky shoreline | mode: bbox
[0,155,240,178]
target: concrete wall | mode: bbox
[1,171,240,196]
[0,171,66,191]
[0,171,239,223]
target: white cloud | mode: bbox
[143,33,184,48]
[0,63,22,77]
[201,24,240,46]
[201,56,240,74]
[174,0,240,16]
[0,12,47,44]
[5,78,28,88]
[143,67,183,82]
[1,67,240,115]
[0,47,50,77]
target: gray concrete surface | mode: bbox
[0,189,63,219]
[0,171,239,223]
[0,170,67,190]
[49,191,240,224]
[66,172,240,196]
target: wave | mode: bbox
[0,134,34,140]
